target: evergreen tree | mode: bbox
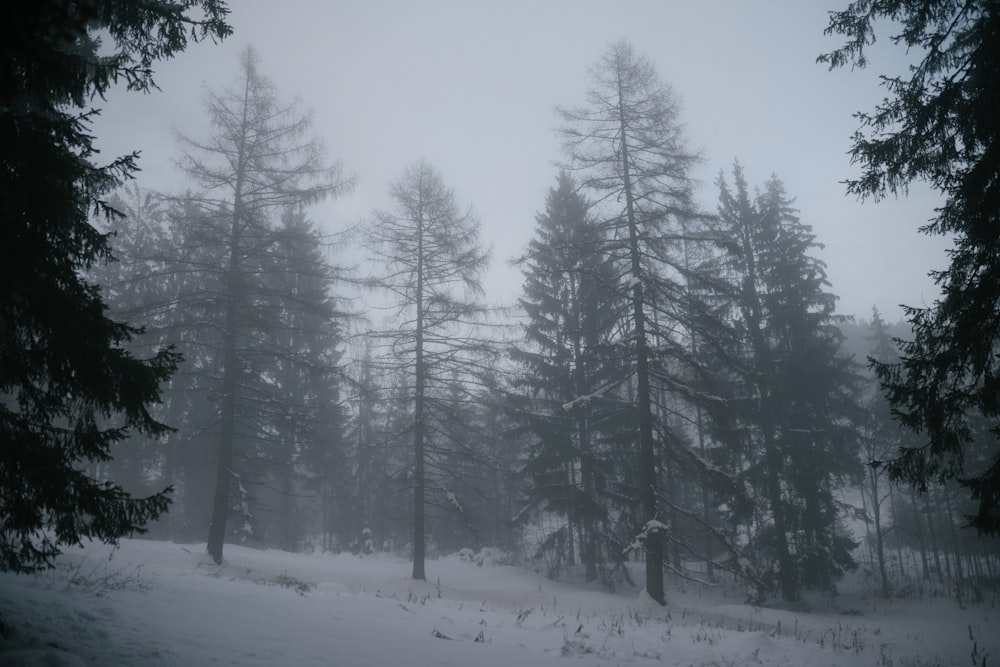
[96,191,233,540]
[713,163,861,601]
[253,209,349,551]
[0,0,230,573]
[820,0,1000,534]
[510,171,625,583]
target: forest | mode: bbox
[82,44,998,607]
[3,0,999,624]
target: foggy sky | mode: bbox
[92,0,951,323]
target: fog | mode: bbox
[6,3,996,666]
[91,0,950,322]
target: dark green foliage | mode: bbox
[262,211,351,551]
[510,171,629,584]
[0,0,230,572]
[820,0,1000,534]
[712,164,862,601]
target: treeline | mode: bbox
[92,43,998,606]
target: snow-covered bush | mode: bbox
[455,547,517,567]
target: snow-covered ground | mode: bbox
[0,539,994,666]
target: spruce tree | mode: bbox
[0,0,230,573]
[713,164,861,601]
[510,171,624,583]
[820,0,1000,535]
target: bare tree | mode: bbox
[364,160,491,580]
[175,46,354,564]
[558,40,704,605]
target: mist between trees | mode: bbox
[70,38,1000,608]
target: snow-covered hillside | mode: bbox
[0,539,994,666]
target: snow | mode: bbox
[444,491,463,513]
[561,380,621,412]
[0,539,995,666]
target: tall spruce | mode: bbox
[820,0,1000,534]
[511,171,624,583]
[713,163,861,601]
[0,0,230,572]
[253,209,349,551]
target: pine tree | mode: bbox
[95,190,233,540]
[0,0,230,573]
[255,209,349,551]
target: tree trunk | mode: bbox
[569,275,598,583]
[909,488,930,581]
[412,206,426,581]
[923,494,945,587]
[697,400,713,578]
[281,458,295,551]
[869,465,890,598]
[887,484,906,582]
[206,69,252,565]
[943,486,964,600]
[207,204,242,564]
[617,88,664,604]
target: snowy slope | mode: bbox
[0,539,994,666]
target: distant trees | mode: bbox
[820,0,1000,535]
[838,314,1000,602]
[364,160,492,580]
[858,308,904,599]
[0,0,230,573]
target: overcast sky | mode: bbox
[92,0,950,323]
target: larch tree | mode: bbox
[364,160,491,580]
[558,40,707,605]
[175,46,354,563]
[0,0,230,573]
[820,0,1000,534]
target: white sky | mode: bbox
[92,0,950,323]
